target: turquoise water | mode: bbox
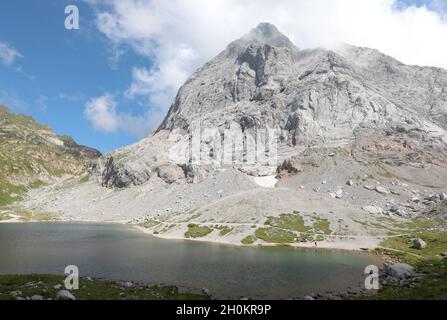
[0,222,380,299]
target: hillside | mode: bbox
[0,105,101,206]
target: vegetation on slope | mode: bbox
[0,105,100,207]
[255,227,296,244]
[185,224,213,238]
[265,213,311,233]
[241,235,257,245]
[246,212,334,244]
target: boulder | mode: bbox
[413,238,427,250]
[56,290,76,301]
[330,189,343,199]
[201,287,211,296]
[375,186,390,195]
[157,165,185,184]
[362,206,383,214]
[10,290,22,297]
[383,262,415,280]
[31,295,43,301]
[335,189,343,199]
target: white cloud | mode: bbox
[125,46,193,105]
[85,94,120,133]
[89,0,447,133]
[0,41,23,66]
[84,93,152,137]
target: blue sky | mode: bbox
[0,0,446,153]
[398,0,447,12]
[0,0,150,152]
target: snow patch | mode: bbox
[254,176,278,188]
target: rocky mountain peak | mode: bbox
[228,22,298,54]
[92,24,447,189]
[246,23,295,48]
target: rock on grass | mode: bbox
[56,290,76,301]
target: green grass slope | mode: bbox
[0,105,100,206]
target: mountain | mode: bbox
[0,105,101,206]
[92,22,447,188]
[22,23,447,248]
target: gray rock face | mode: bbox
[157,165,185,184]
[89,129,178,188]
[277,156,303,175]
[90,156,152,188]
[159,24,447,145]
[92,23,447,188]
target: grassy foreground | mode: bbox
[0,275,208,300]
[364,259,447,300]
[359,223,447,300]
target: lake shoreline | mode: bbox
[0,221,386,300]
[134,225,385,255]
[0,274,208,301]
[0,217,384,254]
